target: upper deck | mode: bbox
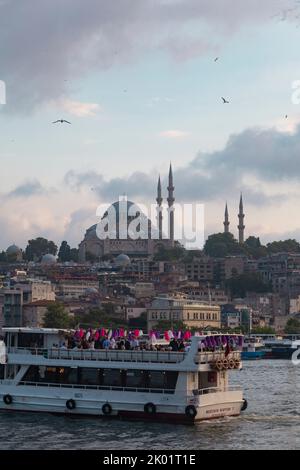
[2,328,242,371]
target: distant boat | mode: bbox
[264,338,300,359]
[242,336,266,360]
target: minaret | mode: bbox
[238,194,245,244]
[156,175,163,240]
[167,163,175,246]
[224,202,230,234]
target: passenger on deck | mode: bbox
[102,337,111,349]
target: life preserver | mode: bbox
[241,399,248,411]
[3,394,12,405]
[102,403,112,415]
[234,359,241,369]
[144,402,156,415]
[228,358,235,369]
[66,399,76,410]
[214,358,223,371]
[222,358,229,369]
[185,405,197,419]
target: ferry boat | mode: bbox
[241,336,266,360]
[0,328,247,424]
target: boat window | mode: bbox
[79,367,100,386]
[18,333,44,348]
[125,370,146,388]
[102,368,122,387]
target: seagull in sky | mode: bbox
[52,119,71,124]
[214,57,219,62]
[285,115,288,119]
[221,97,229,104]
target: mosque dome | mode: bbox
[115,253,131,267]
[6,244,21,255]
[85,199,150,240]
[41,254,57,265]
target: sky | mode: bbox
[1,0,300,250]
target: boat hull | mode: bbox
[241,350,265,360]
[0,385,244,424]
[270,347,300,359]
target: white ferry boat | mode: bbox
[0,328,247,424]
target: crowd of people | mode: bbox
[55,329,242,354]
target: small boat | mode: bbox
[264,338,300,359]
[241,336,266,360]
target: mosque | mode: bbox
[78,164,247,263]
[78,165,176,262]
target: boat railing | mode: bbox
[192,385,242,396]
[194,351,241,364]
[18,380,175,394]
[8,347,187,364]
[187,385,242,403]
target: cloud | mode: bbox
[2,121,300,248]
[64,123,300,207]
[5,180,48,199]
[159,130,190,138]
[194,125,300,183]
[57,98,101,117]
[0,0,290,112]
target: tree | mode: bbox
[204,233,245,258]
[69,248,79,262]
[43,303,72,329]
[266,239,300,254]
[128,312,147,329]
[58,241,71,262]
[244,237,268,259]
[251,326,276,334]
[25,237,58,261]
[226,273,271,298]
[153,245,186,262]
[74,307,127,329]
[284,318,300,334]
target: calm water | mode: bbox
[0,360,299,450]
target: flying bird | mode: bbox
[221,97,229,104]
[52,119,71,124]
[285,115,288,119]
[214,57,219,62]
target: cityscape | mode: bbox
[0,0,300,456]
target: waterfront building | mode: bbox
[147,296,221,331]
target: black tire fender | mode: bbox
[241,398,248,411]
[144,402,156,415]
[66,399,76,410]
[185,405,197,419]
[3,394,13,405]
[102,403,112,415]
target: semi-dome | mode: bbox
[115,253,131,267]
[6,244,21,255]
[41,254,57,265]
